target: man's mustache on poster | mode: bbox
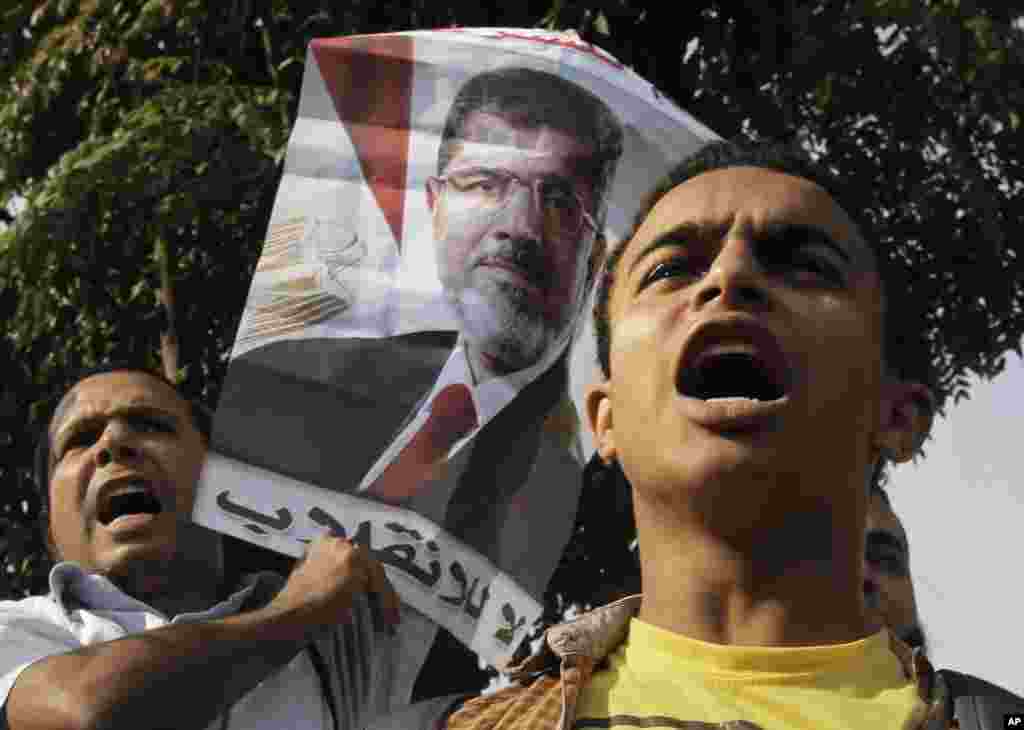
[470,239,554,301]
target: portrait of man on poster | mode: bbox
[358,67,623,509]
[210,66,623,593]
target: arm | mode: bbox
[5,534,400,730]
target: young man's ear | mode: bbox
[585,381,618,464]
[875,378,935,463]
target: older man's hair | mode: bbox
[437,67,623,219]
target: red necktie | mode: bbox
[367,383,478,504]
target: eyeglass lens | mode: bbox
[445,169,585,239]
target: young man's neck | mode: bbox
[103,538,227,618]
[107,560,224,618]
[634,494,878,648]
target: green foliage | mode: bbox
[1,0,1022,691]
[0,0,299,597]
[575,0,1024,405]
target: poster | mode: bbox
[194,27,717,704]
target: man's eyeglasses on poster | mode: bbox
[431,167,598,241]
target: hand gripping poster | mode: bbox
[194,28,718,705]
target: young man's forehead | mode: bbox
[620,167,875,271]
[652,167,860,236]
[51,371,186,433]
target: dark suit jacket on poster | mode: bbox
[212,332,583,599]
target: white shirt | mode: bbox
[0,562,393,730]
[355,342,546,493]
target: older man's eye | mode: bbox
[472,177,500,194]
[449,171,505,194]
[539,180,577,210]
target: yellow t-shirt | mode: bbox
[576,619,926,730]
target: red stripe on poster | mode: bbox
[312,35,414,250]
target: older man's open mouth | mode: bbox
[96,477,165,532]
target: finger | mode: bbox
[327,538,366,625]
[337,544,381,628]
[312,530,343,547]
[317,530,353,554]
[364,555,402,630]
[366,592,387,636]
[292,540,313,568]
[341,540,374,592]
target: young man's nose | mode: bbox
[94,423,142,467]
[693,238,769,311]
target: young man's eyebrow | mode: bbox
[761,223,852,263]
[48,390,78,438]
[50,413,102,462]
[53,404,181,441]
[120,404,181,422]
[626,222,708,277]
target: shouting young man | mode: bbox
[1,366,400,730]
[440,140,954,729]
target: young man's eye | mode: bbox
[879,556,908,576]
[59,427,102,456]
[761,227,849,286]
[132,416,175,434]
[789,249,845,285]
[639,256,703,290]
[867,548,907,576]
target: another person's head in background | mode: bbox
[427,67,623,380]
[865,481,927,652]
[34,364,221,607]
